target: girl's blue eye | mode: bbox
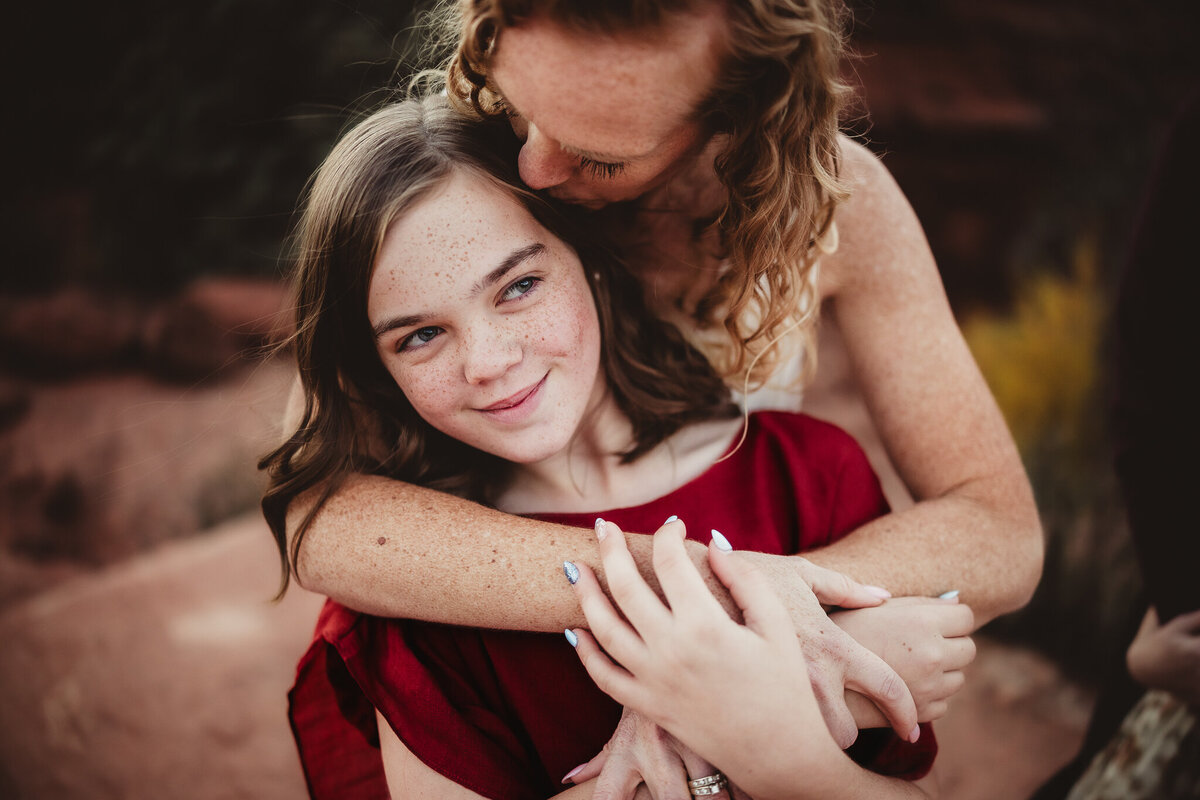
[579,156,627,180]
[501,276,541,302]
[398,326,442,352]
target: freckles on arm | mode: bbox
[803,138,1042,623]
[290,475,738,629]
[280,372,737,628]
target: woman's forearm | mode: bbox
[289,472,736,629]
[804,482,1041,625]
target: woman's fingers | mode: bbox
[791,556,891,609]
[840,648,920,743]
[594,519,672,635]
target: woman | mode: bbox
[277,0,1039,788]
[270,96,968,798]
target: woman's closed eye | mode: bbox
[398,326,443,352]
[578,156,627,180]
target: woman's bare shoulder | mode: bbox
[821,135,932,300]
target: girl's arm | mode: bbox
[808,137,1043,626]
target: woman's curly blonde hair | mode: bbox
[425,0,852,389]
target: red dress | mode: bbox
[289,412,937,799]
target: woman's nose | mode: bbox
[462,329,523,385]
[517,124,574,190]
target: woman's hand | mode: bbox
[568,517,861,800]
[832,596,976,725]
[736,549,920,747]
[1126,606,1200,707]
[563,707,732,800]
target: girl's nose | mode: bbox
[517,124,574,190]
[462,330,523,385]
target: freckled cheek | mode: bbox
[392,366,464,420]
[528,296,596,359]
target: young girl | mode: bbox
[264,96,972,799]
[276,6,1040,781]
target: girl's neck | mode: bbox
[497,388,743,516]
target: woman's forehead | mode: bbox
[491,10,724,157]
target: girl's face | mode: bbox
[368,171,603,465]
[489,6,726,207]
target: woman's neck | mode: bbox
[497,388,743,516]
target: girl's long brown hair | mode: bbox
[261,96,736,597]
[431,0,852,388]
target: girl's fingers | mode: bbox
[940,603,977,638]
[573,562,650,669]
[595,519,672,636]
[651,520,728,620]
[706,542,794,641]
[570,628,651,712]
[944,635,978,670]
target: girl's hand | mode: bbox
[1126,606,1200,707]
[563,707,732,800]
[832,596,976,725]
[567,517,849,800]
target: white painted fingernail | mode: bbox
[564,628,578,648]
[594,518,607,541]
[938,590,960,601]
[561,762,586,784]
[664,515,678,524]
[711,529,732,551]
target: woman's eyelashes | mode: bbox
[578,156,627,179]
[496,100,626,180]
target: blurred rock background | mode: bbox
[1,0,1195,797]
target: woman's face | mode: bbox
[490,5,726,207]
[368,170,603,465]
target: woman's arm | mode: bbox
[282,379,892,630]
[808,137,1043,625]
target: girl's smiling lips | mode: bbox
[476,374,548,423]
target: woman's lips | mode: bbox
[477,374,547,423]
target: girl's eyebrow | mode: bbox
[472,242,545,295]
[372,243,547,340]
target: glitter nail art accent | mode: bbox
[563,561,580,584]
